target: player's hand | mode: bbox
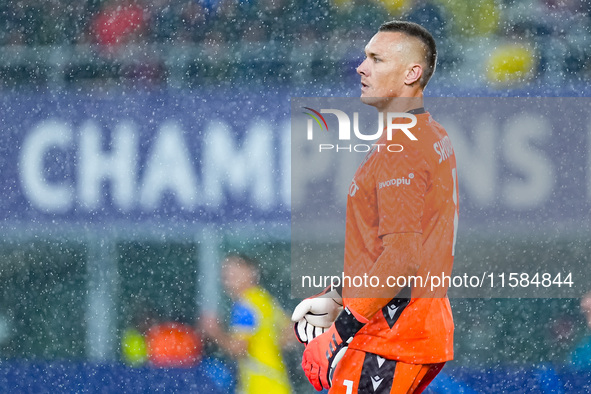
[301,307,368,390]
[293,318,327,345]
[302,324,345,390]
[291,288,343,344]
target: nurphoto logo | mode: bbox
[302,107,418,153]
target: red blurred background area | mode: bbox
[92,0,147,46]
[146,322,202,368]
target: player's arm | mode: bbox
[200,313,249,357]
[213,330,249,357]
[344,232,421,320]
[274,303,301,349]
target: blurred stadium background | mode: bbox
[0,0,591,392]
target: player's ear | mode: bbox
[405,64,423,86]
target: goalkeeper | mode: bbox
[292,21,459,393]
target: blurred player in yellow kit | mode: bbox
[201,253,292,393]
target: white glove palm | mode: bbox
[292,289,343,345]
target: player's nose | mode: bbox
[357,59,368,76]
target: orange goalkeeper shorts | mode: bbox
[329,348,445,394]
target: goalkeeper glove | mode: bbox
[292,288,343,345]
[301,307,368,391]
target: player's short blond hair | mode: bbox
[378,21,437,89]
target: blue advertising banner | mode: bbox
[0,91,291,226]
[430,97,591,233]
[2,93,591,234]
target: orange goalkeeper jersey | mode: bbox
[343,109,458,364]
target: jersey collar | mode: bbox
[407,107,426,115]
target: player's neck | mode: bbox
[378,95,424,114]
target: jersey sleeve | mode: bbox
[374,146,429,236]
[230,301,257,335]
